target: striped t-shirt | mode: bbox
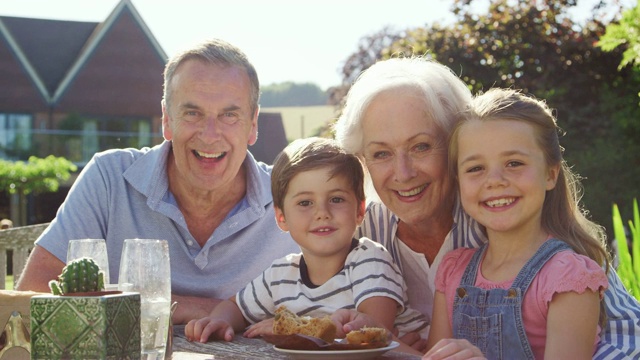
[236,237,428,337]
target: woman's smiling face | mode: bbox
[361,90,454,225]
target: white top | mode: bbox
[357,200,482,326]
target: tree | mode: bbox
[328,26,403,106]
[0,155,77,225]
[597,0,640,106]
[260,82,329,107]
[390,0,636,137]
[597,0,640,70]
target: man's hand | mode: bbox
[171,294,224,325]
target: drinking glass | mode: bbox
[118,239,171,360]
[67,238,110,284]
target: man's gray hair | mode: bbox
[162,38,260,114]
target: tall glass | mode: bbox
[67,238,110,284]
[118,239,171,360]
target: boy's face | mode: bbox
[275,167,365,260]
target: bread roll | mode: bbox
[272,306,337,343]
[346,326,390,347]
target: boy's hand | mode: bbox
[185,317,235,343]
[331,309,381,337]
[243,318,275,338]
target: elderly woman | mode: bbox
[333,57,640,359]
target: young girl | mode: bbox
[425,88,609,359]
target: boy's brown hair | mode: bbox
[271,137,365,211]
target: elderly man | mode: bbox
[16,39,298,324]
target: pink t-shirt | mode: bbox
[435,247,608,359]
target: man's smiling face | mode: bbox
[162,59,258,193]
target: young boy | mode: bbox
[185,137,427,349]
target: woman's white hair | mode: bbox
[333,57,472,155]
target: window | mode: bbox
[82,120,99,162]
[0,113,32,160]
[96,117,154,151]
[57,114,156,164]
[78,117,156,163]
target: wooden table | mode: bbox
[170,326,422,359]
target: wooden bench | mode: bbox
[0,223,50,289]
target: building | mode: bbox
[0,0,287,225]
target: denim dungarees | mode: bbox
[453,239,571,359]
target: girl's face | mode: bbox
[275,167,365,260]
[456,119,559,237]
[361,91,454,225]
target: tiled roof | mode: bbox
[0,16,97,94]
[253,112,288,164]
[0,0,166,108]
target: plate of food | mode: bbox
[263,306,397,359]
[272,341,400,360]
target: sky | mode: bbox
[1,0,633,90]
[0,0,456,90]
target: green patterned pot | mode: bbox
[30,291,141,360]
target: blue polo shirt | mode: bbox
[36,141,298,299]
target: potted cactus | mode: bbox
[48,257,106,295]
[30,257,141,359]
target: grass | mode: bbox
[261,105,336,141]
[4,275,13,290]
[612,198,640,300]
